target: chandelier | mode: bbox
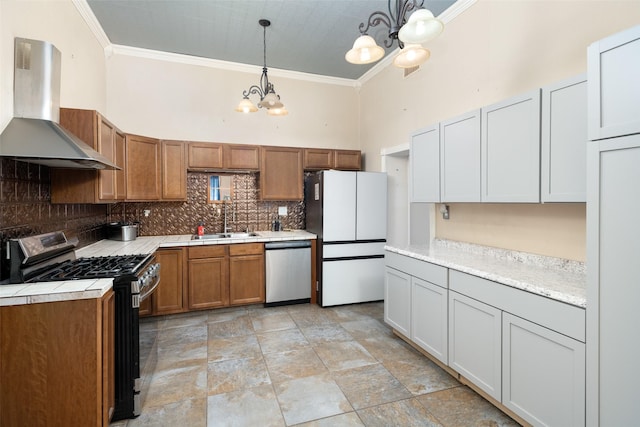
[235,19,288,116]
[345,0,444,69]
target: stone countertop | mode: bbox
[1,230,316,306]
[385,239,586,308]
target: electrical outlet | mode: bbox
[278,206,287,216]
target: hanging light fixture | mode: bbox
[345,0,444,69]
[235,19,286,115]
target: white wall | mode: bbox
[0,0,106,130]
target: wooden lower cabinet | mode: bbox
[0,291,114,426]
[188,246,229,310]
[229,243,265,305]
[153,248,187,315]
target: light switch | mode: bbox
[278,206,287,216]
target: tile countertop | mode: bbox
[385,239,586,308]
[1,230,316,306]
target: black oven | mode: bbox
[3,231,160,420]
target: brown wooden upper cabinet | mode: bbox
[126,134,161,201]
[303,148,361,171]
[187,142,259,171]
[260,146,303,200]
[161,140,187,200]
[51,108,126,203]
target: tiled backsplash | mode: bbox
[109,173,305,236]
[0,158,108,245]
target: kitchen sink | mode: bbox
[192,232,258,240]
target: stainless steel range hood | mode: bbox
[0,38,118,170]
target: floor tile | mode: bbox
[207,356,271,395]
[383,352,460,396]
[296,411,364,426]
[264,347,328,384]
[207,384,284,427]
[274,373,353,425]
[356,397,443,427]
[333,363,413,410]
[358,334,422,364]
[287,304,336,328]
[340,317,394,340]
[299,323,353,345]
[314,340,377,372]
[207,306,250,323]
[251,311,297,333]
[207,334,262,362]
[416,386,521,427]
[207,315,254,338]
[257,328,310,354]
[143,363,208,409]
[159,311,208,330]
[127,397,206,427]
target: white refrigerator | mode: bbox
[305,170,387,307]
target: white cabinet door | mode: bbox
[440,109,481,202]
[588,25,640,140]
[449,291,502,401]
[410,124,440,202]
[587,135,640,426]
[412,277,448,364]
[384,267,411,337]
[481,89,541,202]
[541,74,587,202]
[502,313,585,427]
[322,170,356,241]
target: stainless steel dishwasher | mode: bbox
[264,240,312,306]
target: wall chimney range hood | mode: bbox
[0,38,118,170]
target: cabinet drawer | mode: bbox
[449,270,585,342]
[189,245,227,259]
[229,243,264,256]
[385,251,447,287]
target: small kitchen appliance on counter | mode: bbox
[106,222,138,241]
[4,230,159,420]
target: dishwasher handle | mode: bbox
[265,240,312,250]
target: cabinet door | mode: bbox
[541,74,587,202]
[260,146,303,200]
[188,142,223,169]
[161,140,187,200]
[481,90,541,202]
[587,135,640,426]
[334,150,361,170]
[304,148,333,170]
[503,313,585,427]
[154,249,187,315]
[188,257,229,309]
[102,290,115,425]
[449,291,502,401]
[412,277,448,365]
[588,25,640,140]
[384,267,411,337]
[223,144,260,170]
[229,254,265,305]
[410,124,440,202]
[126,134,161,200]
[440,109,481,202]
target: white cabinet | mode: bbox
[440,109,481,202]
[481,90,541,202]
[411,277,448,364]
[503,313,585,427]
[448,290,502,401]
[541,74,587,202]
[410,124,440,202]
[588,25,640,140]
[586,134,640,426]
[384,267,411,337]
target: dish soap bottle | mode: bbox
[197,222,205,236]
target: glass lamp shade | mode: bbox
[398,9,444,44]
[258,91,283,109]
[235,97,258,113]
[345,35,385,64]
[393,44,431,68]
[267,106,288,116]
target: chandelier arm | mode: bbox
[358,10,393,35]
[242,85,265,100]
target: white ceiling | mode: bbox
[86,0,457,80]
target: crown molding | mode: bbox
[71,0,110,49]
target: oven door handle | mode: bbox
[139,276,160,303]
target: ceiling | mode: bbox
[86,0,456,80]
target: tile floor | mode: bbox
[111,302,521,427]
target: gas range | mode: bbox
[4,231,160,421]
